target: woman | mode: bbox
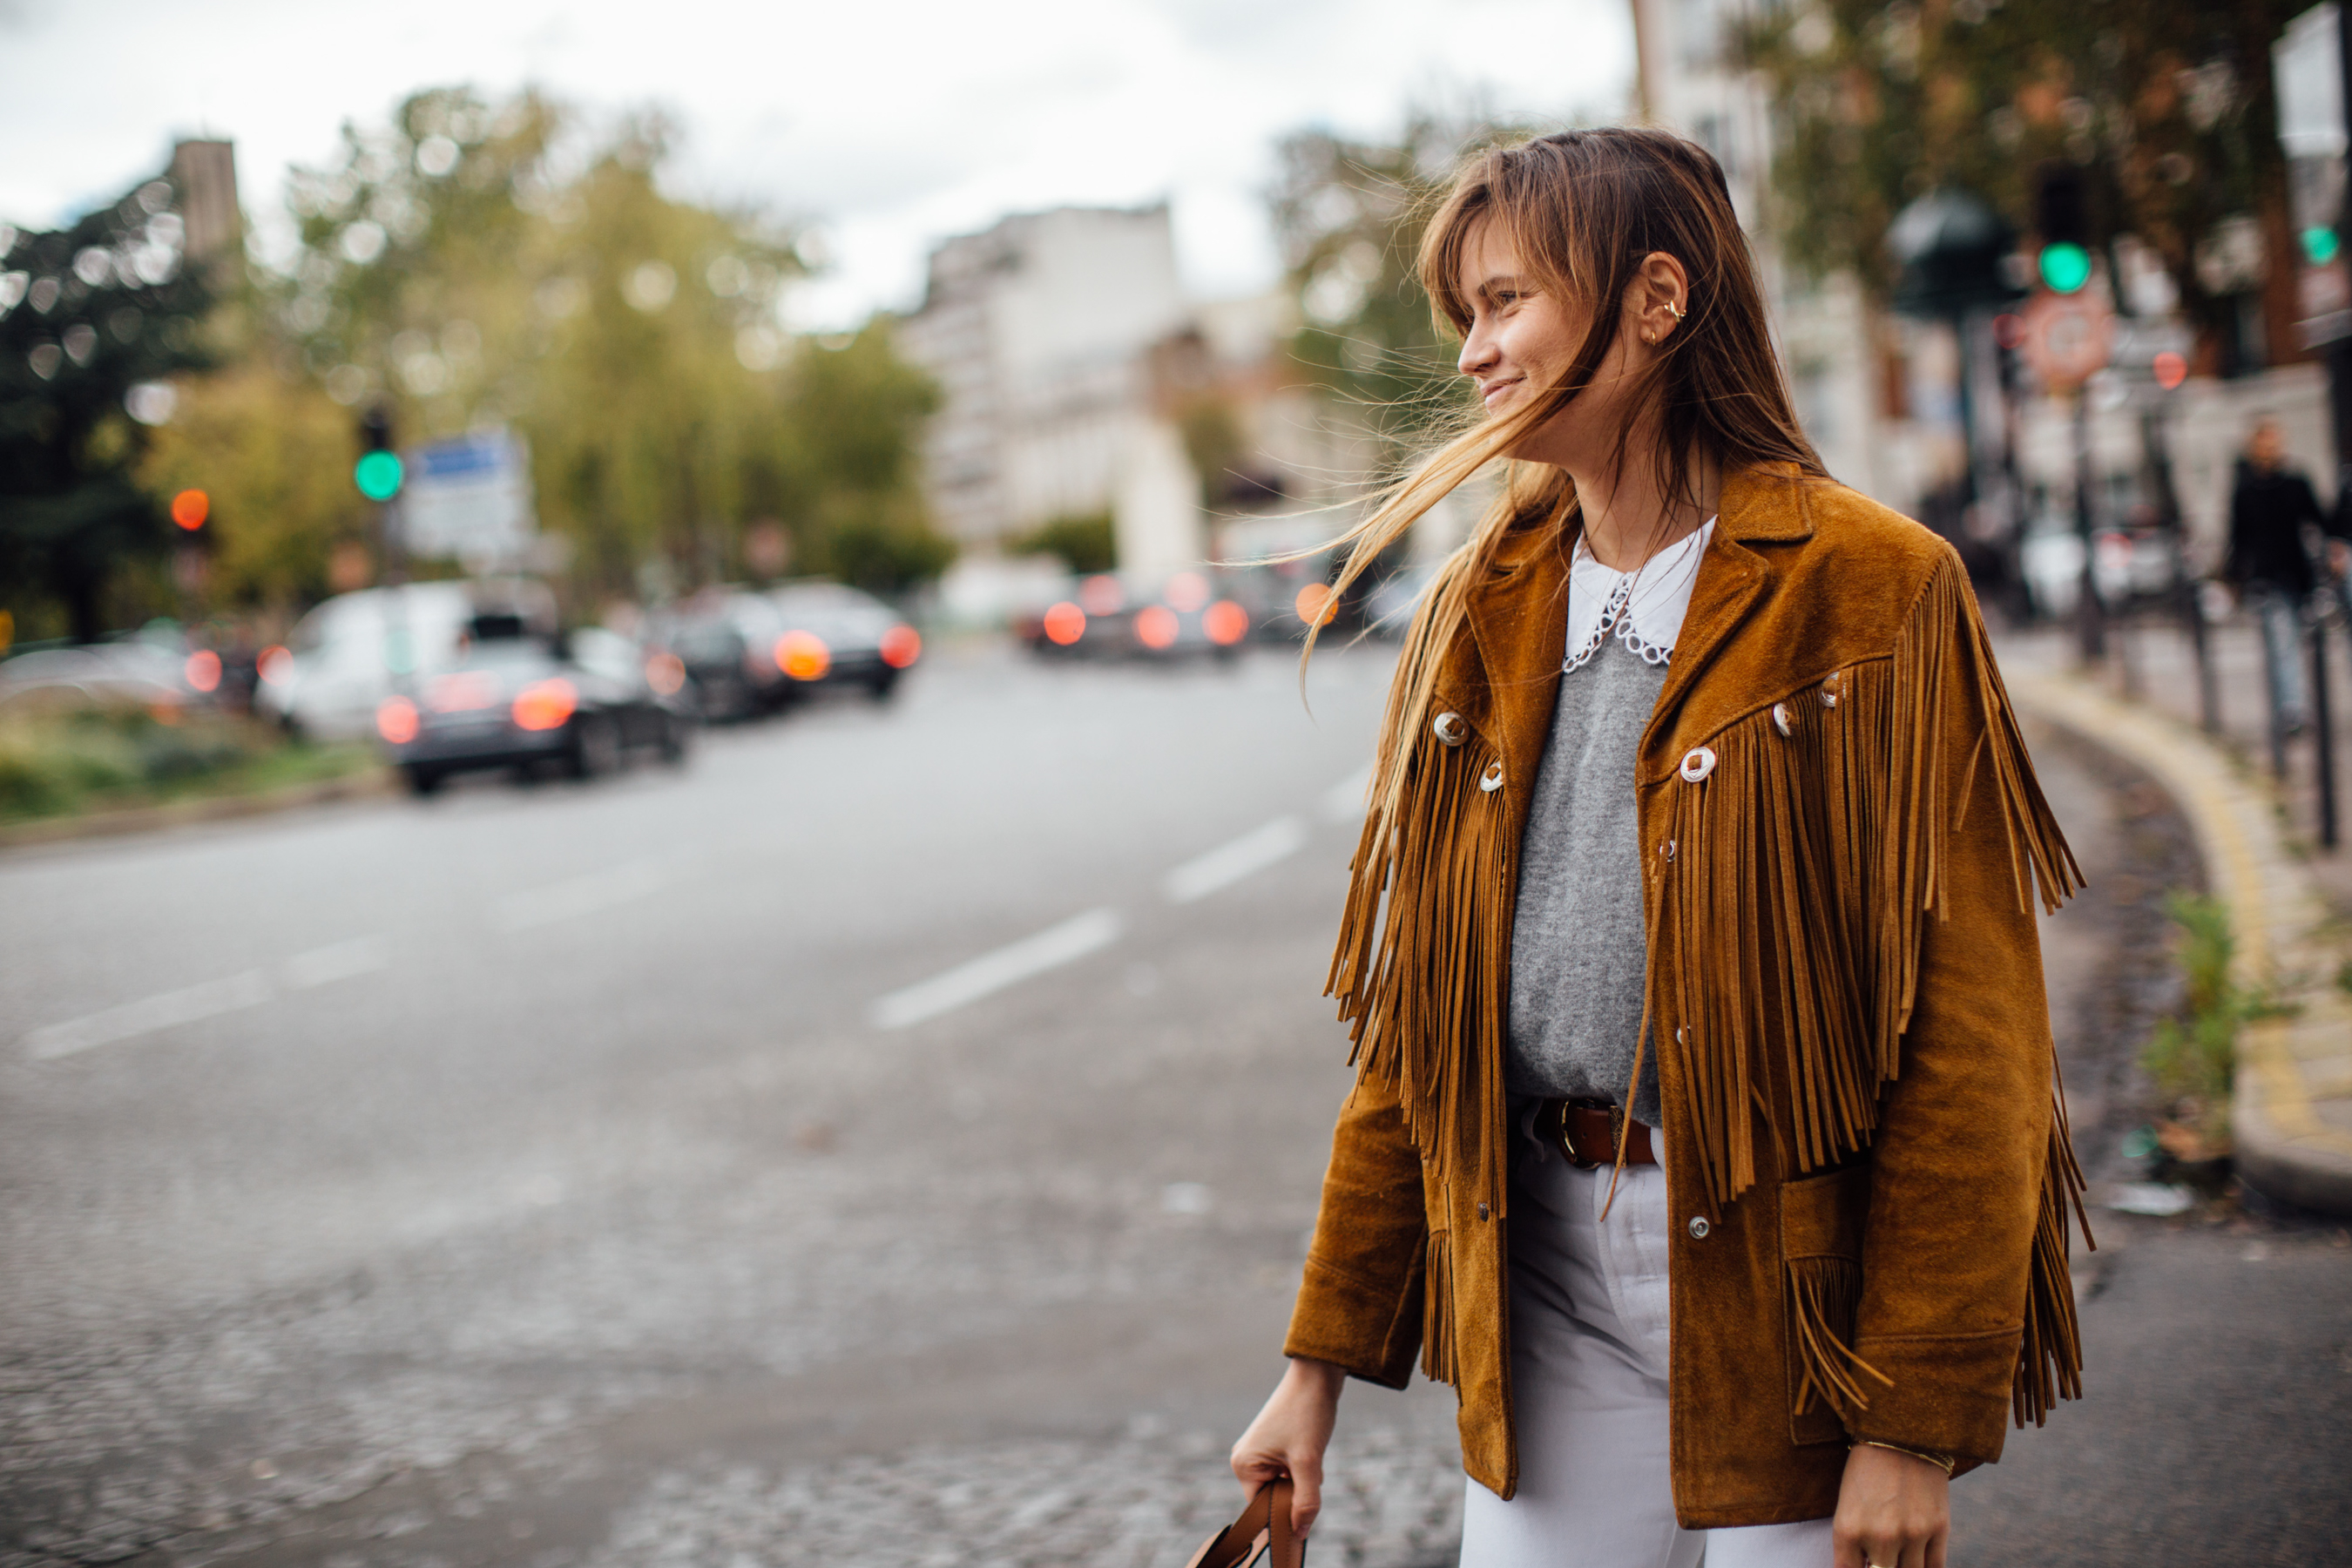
[1230,130,2088,1568]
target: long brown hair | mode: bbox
[1317,127,1824,840]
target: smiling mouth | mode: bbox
[1480,378,1523,406]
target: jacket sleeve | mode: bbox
[1848,599,2070,1467]
[1283,1072,1429,1388]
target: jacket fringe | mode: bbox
[1788,1254,1892,1418]
[1328,728,1515,1233]
[1658,553,2083,1213]
[1421,1226,1458,1384]
[2015,1087,2093,1425]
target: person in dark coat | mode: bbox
[2223,419,2323,732]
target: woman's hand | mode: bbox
[1832,1443,1950,1568]
[1230,1356,1346,1540]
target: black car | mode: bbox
[376,622,692,795]
[658,590,794,721]
[763,581,923,701]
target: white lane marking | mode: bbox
[494,857,673,933]
[280,935,392,990]
[24,971,274,1061]
[22,935,396,1061]
[1164,816,1308,904]
[1321,764,1374,825]
[869,908,1124,1031]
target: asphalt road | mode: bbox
[3,641,2346,1568]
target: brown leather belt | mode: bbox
[1536,1097,1657,1168]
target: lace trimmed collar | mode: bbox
[1562,517,1717,673]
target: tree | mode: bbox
[1741,0,2308,371]
[274,87,950,604]
[0,178,216,641]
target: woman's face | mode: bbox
[1453,220,1646,470]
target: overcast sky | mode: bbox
[0,0,1634,328]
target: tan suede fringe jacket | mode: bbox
[1283,463,2092,1529]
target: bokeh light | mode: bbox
[1078,575,1125,616]
[256,645,294,686]
[1203,600,1249,645]
[1042,602,1085,645]
[1135,605,1179,650]
[375,696,420,745]
[2153,351,2187,390]
[775,631,831,680]
[879,625,923,669]
[354,450,404,501]
[183,650,221,693]
[170,489,208,530]
[511,679,578,732]
[645,652,687,695]
[1163,571,1210,612]
[1294,582,1337,627]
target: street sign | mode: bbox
[400,428,536,564]
[2019,289,2113,392]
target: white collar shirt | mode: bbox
[1562,517,1717,672]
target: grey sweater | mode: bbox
[1504,635,1668,1125]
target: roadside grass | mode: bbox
[0,701,378,825]
[2140,891,2305,1160]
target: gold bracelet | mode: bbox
[1855,1439,1957,1477]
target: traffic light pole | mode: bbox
[2072,389,2105,663]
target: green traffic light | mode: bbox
[355,450,404,502]
[2304,226,2342,266]
[2038,242,2092,294]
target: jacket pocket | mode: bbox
[1780,1162,1889,1443]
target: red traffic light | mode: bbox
[170,490,209,531]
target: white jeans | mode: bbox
[1457,1123,1835,1568]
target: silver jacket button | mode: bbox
[1679,746,1716,782]
[1819,672,1841,708]
[1772,701,1794,737]
[1433,711,1468,747]
[1687,1215,1712,1240]
[1479,760,1505,794]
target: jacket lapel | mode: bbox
[1463,522,1572,813]
[1638,463,1815,782]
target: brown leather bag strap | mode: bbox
[1184,1479,1301,1568]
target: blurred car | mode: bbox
[763,581,923,702]
[0,630,202,712]
[657,583,922,717]
[1016,571,1252,659]
[376,615,693,796]
[254,583,477,740]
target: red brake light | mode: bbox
[184,649,222,692]
[1135,605,1179,650]
[376,695,420,744]
[1164,571,1210,612]
[775,630,830,679]
[512,678,577,731]
[1294,582,1337,627]
[1042,601,1085,645]
[645,652,686,695]
[256,645,294,685]
[879,624,922,668]
[1203,599,1249,645]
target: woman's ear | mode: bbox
[1633,252,1690,347]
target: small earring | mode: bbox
[1666,301,1686,320]
[1643,332,1655,344]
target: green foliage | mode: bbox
[1008,511,1117,575]
[0,702,371,823]
[1738,0,2303,346]
[1,176,218,641]
[2141,891,2244,1143]
[269,86,948,601]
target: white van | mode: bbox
[255,585,474,741]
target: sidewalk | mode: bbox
[2003,625,2352,1216]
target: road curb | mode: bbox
[0,767,395,853]
[2010,670,2352,1219]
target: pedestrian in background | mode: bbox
[2223,417,2326,735]
[1229,129,2087,1568]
